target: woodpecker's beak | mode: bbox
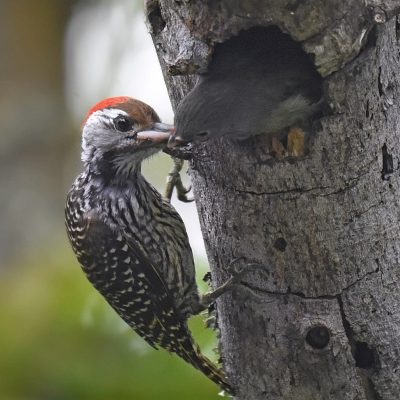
[167,134,185,148]
[136,122,175,145]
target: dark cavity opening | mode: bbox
[306,325,330,349]
[147,1,166,36]
[381,143,393,180]
[354,341,376,369]
[274,237,287,252]
[207,26,324,128]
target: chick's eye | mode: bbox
[114,116,134,132]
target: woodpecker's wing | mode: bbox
[67,209,195,353]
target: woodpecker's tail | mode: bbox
[177,338,234,395]
[193,345,234,395]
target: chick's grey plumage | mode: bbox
[173,26,322,142]
[65,97,232,393]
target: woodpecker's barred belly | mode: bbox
[66,172,194,348]
[65,171,232,393]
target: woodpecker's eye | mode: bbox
[114,116,134,132]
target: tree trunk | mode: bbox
[146,1,400,399]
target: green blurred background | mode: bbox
[0,1,221,398]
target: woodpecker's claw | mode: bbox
[287,126,305,156]
[164,157,194,203]
[197,257,266,312]
[270,126,306,159]
[176,182,193,203]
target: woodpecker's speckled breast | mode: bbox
[65,170,196,349]
[66,168,199,320]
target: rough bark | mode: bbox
[146,1,400,399]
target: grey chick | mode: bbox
[169,26,322,145]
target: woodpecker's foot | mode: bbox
[271,136,287,158]
[164,157,193,203]
[270,126,306,159]
[198,257,265,311]
[287,127,305,156]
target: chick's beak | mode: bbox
[136,122,175,144]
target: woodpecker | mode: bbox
[170,26,322,145]
[65,96,233,393]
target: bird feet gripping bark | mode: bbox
[164,157,193,203]
[194,257,265,314]
[271,126,306,159]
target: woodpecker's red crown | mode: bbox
[83,96,161,129]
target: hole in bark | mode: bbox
[336,295,381,378]
[147,1,166,36]
[381,143,393,180]
[365,100,370,118]
[305,325,330,349]
[354,341,376,369]
[200,26,323,138]
[364,25,378,49]
[378,67,384,97]
[396,16,400,42]
[274,237,287,252]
